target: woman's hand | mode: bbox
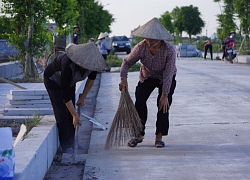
[72,114,82,128]
[76,96,85,107]
[119,77,128,91]
[77,78,95,106]
[159,94,169,113]
[65,100,83,128]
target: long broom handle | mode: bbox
[0,77,27,90]
[74,104,80,155]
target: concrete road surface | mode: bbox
[83,58,250,180]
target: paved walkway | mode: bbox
[83,58,250,179]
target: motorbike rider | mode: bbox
[222,31,236,61]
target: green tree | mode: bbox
[214,0,237,40]
[0,0,114,79]
[1,0,52,78]
[234,0,250,50]
[47,0,78,30]
[179,5,205,43]
[159,12,175,43]
[234,0,250,35]
[171,7,183,43]
[0,16,15,38]
[159,11,174,34]
[75,0,114,42]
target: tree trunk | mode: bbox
[189,34,192,44]
[247,35,250,50]
[25,5,35,78]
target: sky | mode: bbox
[97,0,224,38]
[0,0,223,38]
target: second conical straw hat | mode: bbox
[98,32,107,40]
[132,17,174,40]
[66,42,106,71]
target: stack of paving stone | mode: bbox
[3,89,53,122]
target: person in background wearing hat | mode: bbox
[204,40,213,60]
[222,31,236,61]
[104,32,112,55]
[88,37,95,43]
[119,17,177,148]
[44,43,106,153]
[97,32,113,62]
[73,25,80,44]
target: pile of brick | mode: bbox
[3,89,53,122]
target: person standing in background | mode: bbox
[204,40,213,60]
[73,25,80,44]
[97,32,113,61]
[104,32,112,55]
[88,38,95,43]
[97,32,114,71]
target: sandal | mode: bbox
[127,138,143,147]
[155,141,165,148]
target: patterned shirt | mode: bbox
[120,40,177,94]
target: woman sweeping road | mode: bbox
[119,17,177,148]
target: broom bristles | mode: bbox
[105,89,143,149]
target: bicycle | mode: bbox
[46,32,66,66]
[32,32,66,75]
[33,46,49,75]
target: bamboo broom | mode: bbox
[105,88,143,149]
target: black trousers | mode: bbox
[44,76,75,151]
[222,45,226,59]
[204,44,213,59]
[135,75,176,136]
[102,54,107,61]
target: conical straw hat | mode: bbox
[98,32,106,40]
[66,43,106,71]
[132,17,174,40]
